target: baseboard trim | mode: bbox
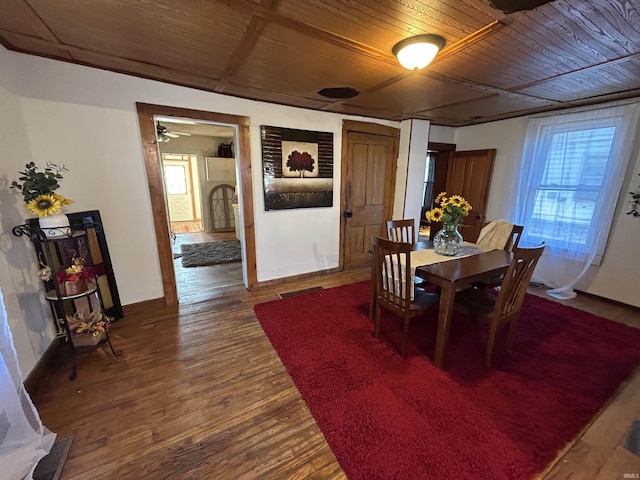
[575,289,640,312]
[122,297,168,316]
[24,338,60,397]
[256,266,341,289]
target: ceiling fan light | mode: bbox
[392,34,445,70]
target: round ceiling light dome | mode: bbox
[392,34,445,70]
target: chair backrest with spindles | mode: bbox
[386,219,416,244]
[493,244,545,324]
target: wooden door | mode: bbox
[446,149,496,242]
[341,124,398,269]
[162,156,195,222]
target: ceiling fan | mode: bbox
[156,121,191,142]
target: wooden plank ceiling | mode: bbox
[1,0,639,126]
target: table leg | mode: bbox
[368,264,375,321]
[434,283,455,368]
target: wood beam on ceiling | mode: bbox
[0,28,223,89]
[20,0,62,43]
[320,21,505,111]
[13,0,72,59]
[215,0,280,91]
[512,50,640,93]
[430,20,502,65]
[213,0,401,67]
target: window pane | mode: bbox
[530,125,615,248]
[164,165,187,194]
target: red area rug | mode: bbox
[254,281,640,480]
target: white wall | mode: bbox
[451,112,640,307]
[0,64,56,375]
[0,45,405,375]
[405,120,430,226]
[429,125,456,144]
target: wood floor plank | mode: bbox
[32,263,640,479]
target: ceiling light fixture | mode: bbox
[392,34,445,70]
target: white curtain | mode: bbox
[510,102,640,299]
[0,287,55,480]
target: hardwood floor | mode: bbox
[32,270,640,479]
[172,230,244,302]
[170,220,203,234]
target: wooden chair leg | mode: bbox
[373,303,381,338]
[486,323,498,368]
[368,268,376,321]
[507,316,520,353]
[401,315,410,358]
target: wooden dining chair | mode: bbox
[504,224,524,252]
[371,235,439,357]
[386,218,432,288]
[476,220,523,251]
[454,244,545,368]
[386,219,416,244]
[474,223,524,290]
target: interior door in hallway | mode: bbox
[341,124,398,269]
[162,155,195,222]
[447,149,496,242]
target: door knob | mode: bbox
[343,211,353,218]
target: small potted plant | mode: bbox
[11,162,73,236]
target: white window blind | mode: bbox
[509,102,640,299]
[528,123,615,253]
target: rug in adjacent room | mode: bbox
[180,240,241,267]
[254,281,640,480]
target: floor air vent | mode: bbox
[33,436,73,480]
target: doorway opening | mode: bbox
[136,103,257,307]
[155,118,244,300]
[425,142,456,241]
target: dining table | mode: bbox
[415,247,513,368]
[369,240,513,369]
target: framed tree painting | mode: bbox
[261,125,334,210]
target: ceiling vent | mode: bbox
[489,0,554,14]
[317,87,360,99]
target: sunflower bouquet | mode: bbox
[425,192,472,227]
[11,162,73,217]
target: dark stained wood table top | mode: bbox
[415,248,513,286]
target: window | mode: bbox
[512,103,639,271]
[527,123,615,252]
[163,165,187,194]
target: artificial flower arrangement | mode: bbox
[425,191,473,227]
[55,256,96,296]
[11,162,73,218]
[65,310,112,346]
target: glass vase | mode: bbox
[433,224,463,256]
